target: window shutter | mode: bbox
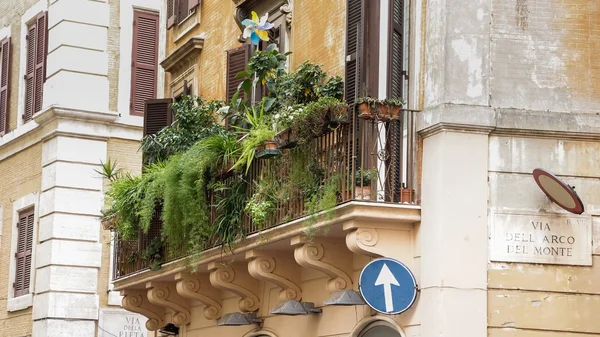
[34,12,47,115]
[167,0,176,28]
[178,0,189,23]
[344,0,365,105]
[144,98,173,136]
[188,0,200,11]
[0,37,11,135]
[24,23,36,123]
[182,79,191,96]
[131,11,159,116]
[14,208,34,297]
[388,0,404,99]
[226,44,251,102]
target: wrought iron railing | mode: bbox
[113,109,418,280]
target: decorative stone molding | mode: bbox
[344,221,414,262]
[175,273,222,320]
[121,289,165,331]
[292,237,353,294]
[246,250,302,302]
[280,3,292,27]
[208,262,260,312]
[160,36,204,73]
[146,282,191,326]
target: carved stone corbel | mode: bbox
[175,272,223,320]
[280,3,292,27]
[146,282,192,326]
[208,262,260,312]
[246,250,302,302]
[121,289,165,331]
[344,221,414,262]
[292,237,354,294]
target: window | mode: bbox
[0,37,10,134]
[14,208,34,297]
[23,12,47,124]
[130,10,159,116]
[358,321,402,337]
[167,0,200,29]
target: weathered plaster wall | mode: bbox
[488,136,600,336]
[491,0,600,112]
[0,144,42,337]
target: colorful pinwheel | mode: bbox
[242,11,273,46]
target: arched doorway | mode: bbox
[359,322,402,337]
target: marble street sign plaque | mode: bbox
[490,211,592,266]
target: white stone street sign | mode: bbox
[490,211,592,266]
[98,308,151,337]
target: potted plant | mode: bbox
[381,98,405,120]
[100,209,118,231]
[356,97,377,120]
[355,167,378,200]
[401,183,415,203]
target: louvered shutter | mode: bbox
[144,98,173,136]
[167,0,176,28]
[131,11,159,116]
[0,37,11,134]
[178,0,189,23]
[226,44,251,102]
[14,209,34,297]
[388,0,404,99]
[344,0,365,105]
[34,12,47,115]
[24,23,36,123]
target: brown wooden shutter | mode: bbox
[34,12,47,115]
[14,208,34,297]
[24,23,37,123]
[0,37,11,134]
[344,0,365,105]
[178,0,189,23]
[188,0,200,11]
[388,0,404,99]
[182,79,191,96]
[167,0,176,28]
[131,11,159,116]
[226,44,251,102]
[144,98,173,136]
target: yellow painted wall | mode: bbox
[165,0,347,100]
[0,143,42,337]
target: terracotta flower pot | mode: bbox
[376,103,391,121]
[101,215,117,231]
[264,140,278,151]
[401,188,415,203]
[355,186,371,200]
[358,103,373,120]
[391,105,401,120]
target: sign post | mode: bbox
[359,257,418,315]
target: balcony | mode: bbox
[112,108,419,280]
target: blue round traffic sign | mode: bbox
[359,257,418,315]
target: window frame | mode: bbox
[7,193,39,312]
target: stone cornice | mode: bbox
[160,36,204,73]
[33,105,119,125]
[418,103,600,140]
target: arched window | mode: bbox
[359,321,403,337]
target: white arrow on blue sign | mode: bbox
[359,257,418,315]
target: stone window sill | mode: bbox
[7,293,33,312]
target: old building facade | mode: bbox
[0,0,164,336]
[0,0,598,336]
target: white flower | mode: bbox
[289,116,294,120]
[274,114,280,119]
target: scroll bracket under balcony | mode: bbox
[344,220,415,262]
[292,237,354,294]
[208,262,261,312]
[246,250,302,302]
[146,282,192,326]
[121,289,165,331]
[175,272,223,320]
